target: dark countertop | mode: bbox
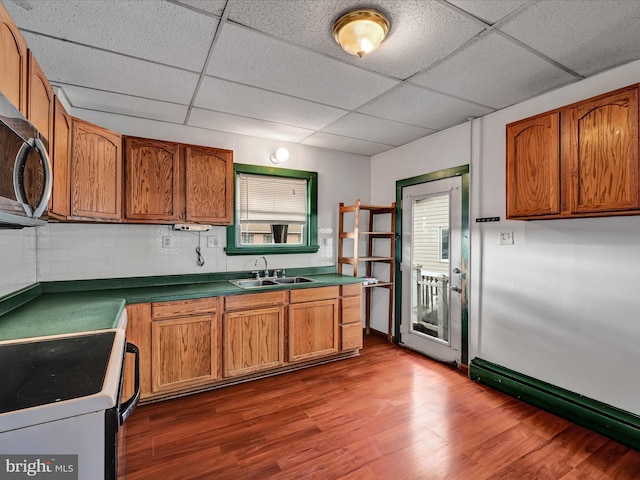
[0,273,364,342]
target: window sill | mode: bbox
[224,245,320,256]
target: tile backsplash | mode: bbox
[35,223,334,282]
[0,228,37,297]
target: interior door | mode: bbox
[399,176,462,365]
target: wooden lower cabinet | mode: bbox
[341,284,363,351]
[288,286,339,362]
[151,297,221,394]
[125,285,362,402]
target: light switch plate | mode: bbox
[207,236,219,248]
[499,232,514,245]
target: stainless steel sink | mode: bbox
[229,276,316,289]
[229,278,278,288]
[273,276,316,284]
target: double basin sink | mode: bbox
[229,276,317,289]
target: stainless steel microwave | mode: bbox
[0,92,52,228]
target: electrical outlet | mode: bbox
[162,236,171,248]
[207,236,219,248]
[499,232,514,245]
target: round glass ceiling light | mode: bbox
[332,9,390,58]
[270,147,290,164]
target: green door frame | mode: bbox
[394,165,470,365]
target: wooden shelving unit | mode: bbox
[338,199,396,342]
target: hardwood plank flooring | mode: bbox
[124,336,640,479]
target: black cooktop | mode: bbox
[0,331,115,413]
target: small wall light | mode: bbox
[332,8,390,57]
[270,147,289,164]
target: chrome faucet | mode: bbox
[255,256,269,277]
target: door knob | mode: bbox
[450,285,462,293]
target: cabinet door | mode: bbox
[506,112,561,218]
[27,51,53,150]
[49,96,71,217]
[70,118,122,221]
[122,303,152,401]
[289,298,339,362]
[569,87,639,213]
[124,137,182,222]
[151,313,220,393]
[184,145,233,225]
[0,2,27,114]
[223,306,284,377]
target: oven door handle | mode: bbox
[120,342,141,426]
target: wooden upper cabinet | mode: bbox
[568,86,639,214]
[0,2,27,114]
[184,145,233,225]
[27,51,53,150]
[70,118,122,221]
[506,112,561,218]
[124,137,182,222]
[49,96,71,218]
[507,84,640,220]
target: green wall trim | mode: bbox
[0,284,42,317]
[41,266,337,294]
[225,163,318,255]
[394,165,470,364]
[470,358,640,450]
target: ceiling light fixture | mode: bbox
[270,147,289,164]
[332,8,390,58]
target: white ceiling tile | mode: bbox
[206,23,399,110]
[358,84,493,131]
[22,33,199,105]
[188,108,315,143]
[447,0,531,24]
[60,85,188,124]
[194,77,347,131]
[410,32,577,109]
[172,0,227,16]
[301,132,394,156]
[321,113,433,146]
[226,0,486,79]
[500,0,640,76]
[4,0,217,72]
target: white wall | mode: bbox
[372,59,640,416]
[0,228,37,297]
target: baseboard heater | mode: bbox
[469,358,640,450]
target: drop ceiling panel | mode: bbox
[23,33,199,105]
[321,112,434,146]
[61,85,189,124]
[173,0,227,17]
[206,23,399,110]
[500,0,640,76]
[188,108,315,143]
[226,0,486,80]
[194,77,347,131]
[359,84,493,131]
[410,32,577,110]
[447,0,531,24]
[4,0,217,72]
[301,132,393,156]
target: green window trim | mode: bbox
[225,163,319,256]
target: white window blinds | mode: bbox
[238,173,308,224]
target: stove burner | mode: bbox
[17,373,91,401]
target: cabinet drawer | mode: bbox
[289,286,339,304]
[341,296,361,325]
[341,283,362,298]
[341,323,363,351]
[152,297,218,319]
[224,291,286,311]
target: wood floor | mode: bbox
[124,336,640,479]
